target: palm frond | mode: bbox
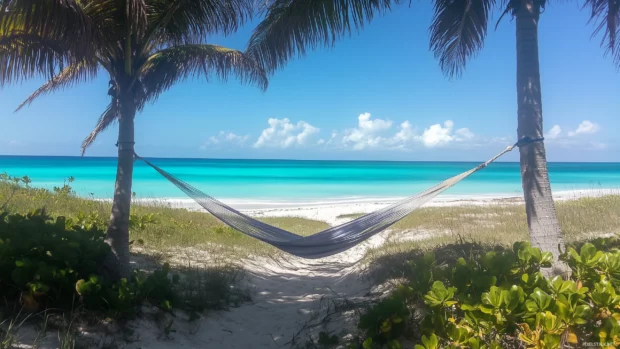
[0,0,96,55]
[145,0,252,47]
[15,59,98,111]
[0,32,65,85]
[584,0,620,67]
[247,0,400,73]
[128,0,148,37]
[81,102,118,155]
[429,0,496,78]
[137,44,268,107]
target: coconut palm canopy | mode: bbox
[1,0,268,153]
[248,0,620,75]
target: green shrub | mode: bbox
[358,240,620,349]
[0,209,178,317]
[0,209,110,310]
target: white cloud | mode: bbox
[342,113,393,150]
[201,131,249,149]
[568,120,600,137]
[420,121,474,148]
[421,121,453,147]
[545,125,562,140]
[254,118,320,148]
[202,112,485,153]
[543,120,605,150]
[392,121,417,143]
[455,127,475,141]
[320,131,339,147]
[338,113,476,150]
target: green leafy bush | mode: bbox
[0,209,110,310]
[358,240,620,349]
[0,209,178,317]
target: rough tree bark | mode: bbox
[515,0,569,277]
[102,93,136,280]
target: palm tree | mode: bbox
[247,0,618,274]
[1,0,268,278]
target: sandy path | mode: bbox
[119,231,398,349]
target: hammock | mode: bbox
[134,140,530,259]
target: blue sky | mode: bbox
[0,2,618,162]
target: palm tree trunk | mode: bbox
[515,0,568,277]
[102,96,136,280]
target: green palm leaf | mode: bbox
[429,0,497,78]
[145,0,252,48]
[584,0,620,66]
[15,59,98,111]
[81,102,119,154]
[0,0,97,52]
[247,0,401,73]
[0,33,66,84]
[138,44,268,107]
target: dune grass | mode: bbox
[363,194,620,262]
[336,213,365,220]
[2,180,619,261]
[0,181,329,258]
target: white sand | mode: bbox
[132,238,389,348]
[14,189,617,348]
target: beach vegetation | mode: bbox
[246,0,620,275]
[2,174,619,260]
[0,0,269,279]
[0,174,256,347]
[2,175,620,347]
[364,193,620,264]
[0,173,330,256]
[356,240,620,349]
[0,208,180,316]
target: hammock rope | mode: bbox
[133,138,537,258]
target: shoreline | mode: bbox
[129,188,618,209]
[123,188,619,226]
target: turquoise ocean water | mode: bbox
[1,156,619,202]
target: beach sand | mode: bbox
[121,234,394,349]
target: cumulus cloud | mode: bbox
[545,125,562,140]
[543,121,605,149]
[202,112,485,153]
[201,131,249,149]
[342,113,393,150]
[391,121,417,144]
[254,118,319,148]
[421,121,453,147]
[338,113,476,150]
[568,120,599,137]
[420,121,475,148]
